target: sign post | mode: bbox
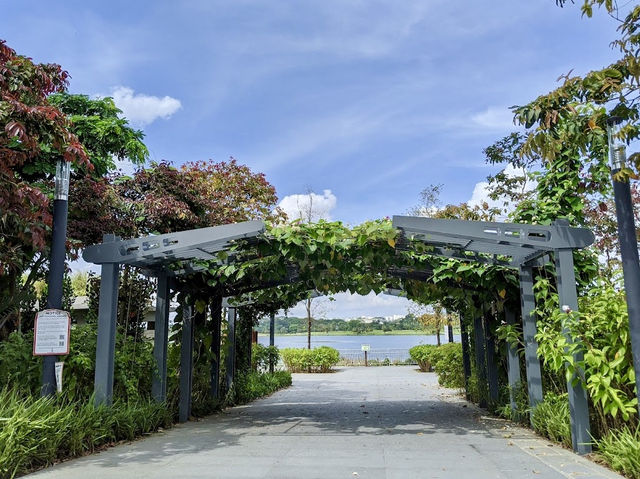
[34,309,70,393]
[361,344,370,367]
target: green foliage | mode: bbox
[280,346,340,373]
[496,382,530,424]
[409,344,436,372]
[252,344,279,371]
[410,343,464,389]
[430,343,464,389]
[0,325,156,402]
[536,281,637,424]
[0,331,40,394]
[227,371,292,405]
[596,426,640,479]
[48,93,148,177]
[312,346,341,372]
[0,389,172,479]
[531,393,572,448]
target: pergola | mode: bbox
[83,216,595,454]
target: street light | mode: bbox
[41,159,71,396]
[606,116,640,417]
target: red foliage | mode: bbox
[116,159,284,235]
[0,40,89,274]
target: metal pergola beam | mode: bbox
[392,216,594,265]
[83,220,265,268]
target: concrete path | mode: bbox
[30,366,622,479]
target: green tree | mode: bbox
[0,41,149,335]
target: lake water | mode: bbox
[257,333,461,361]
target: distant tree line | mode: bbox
[256,314,434,335]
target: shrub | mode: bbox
[0,389,172,479]
[409,344,436,372]
[596,426,640,479]
[0,326,156,402]
[431,343,464,389]
[281,348,313,372]
[410,343,464,389]
[226,371,292,405]
[531,392,572,448]
[252,344,280,371]
[281,347,339,373]
[311,346,340,373]
[535,282,638,425]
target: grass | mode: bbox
[530,393,572,448]
[596,426,640,479]
[0,389,172,479]
[0,371,292,479]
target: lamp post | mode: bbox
[606,116,640,416]
[41,159,71,397]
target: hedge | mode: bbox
[280,346,340,373]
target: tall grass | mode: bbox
[530,392,572,448]
[0,389,172,479]
[596,426,640,479]
[0,370,292,479]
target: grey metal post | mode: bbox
[269,312,275,373]
[505,307,522,418]
[152,271,170,402]
[519,265,543,420]
[247,313,253,371]
[41,197,69,396]
[473,309,488,408]
[226,307,236,392]
[94,244,120,405]
[556,248,591,454]
[447,322,454,343]
[460,314,472,398]
[611,177,640,418]
[179,303,194,423]
[210,295,222,399]
[485,308,499,404]
[42,160,71,397]
[607,118,640,417]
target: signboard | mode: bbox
[361,344,370,352]
[33,309,71,356]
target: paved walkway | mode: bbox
[30,367,622,479]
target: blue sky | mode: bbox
[2,1,622,318]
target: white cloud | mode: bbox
[279,189,337,222]
[471,106,516,130]
[468,164,536,216]
[110,86,182,126]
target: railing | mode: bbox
[337,348,416,366]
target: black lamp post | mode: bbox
[41,159,70,397]
[607,116,640,416]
